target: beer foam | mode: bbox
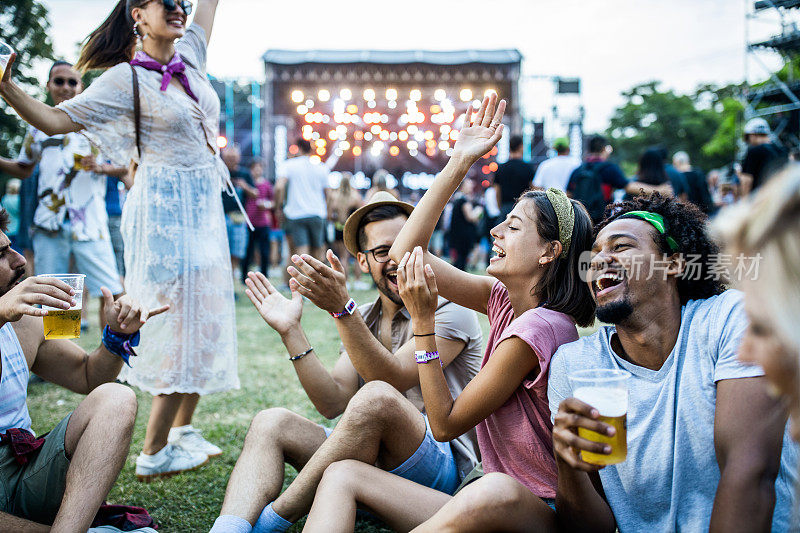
[573,387,627,417]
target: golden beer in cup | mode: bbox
[570,369,630,466]
[39,274,85,340]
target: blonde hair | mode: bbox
[712,165,800,350]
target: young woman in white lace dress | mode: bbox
[0,0,240,480]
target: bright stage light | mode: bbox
[407,125,418,134]
[410,149,418,156]
[459,88,472,102]
[410,89,422,102]
[381,114,389,123]
[289,144,299,154]
[305,99,314,108]
[354,131,364,140]
[340,141,351,150]
[398,130,409,141]
[389,132,398,141]
[472,100,481,109]
[217,136,228,148]
[424,130,434,141]
[291,90,304,103]
[426,139,436,149]
[489,162,498,172]
[368,101,377,108]
[340,88,352,100]
[388,101,397,109]
[386,88,398,100]
[370,125,381,135]
[315,139,326,148]
[353,146,362,156]
[484,88,497,97]
[450,130,459,141]
[297,105,308,115]
[329,131,338,141]
[310,155,321,164]
[316,147,326,156]
[430,105,441,114]
[390,146,400,156]
[440,125,451,134]
[434,89,447,101]
[346,104,358,114]
[363,88,376,101]
[439,141,450,151]
[364,132,373,141]
[318,89,331,102]
[482,165,490,174]
[407,140,418,150]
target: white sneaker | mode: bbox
[168,425,223,457]
[135,443,208,482]
[88,527,158,533]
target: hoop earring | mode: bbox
[133,22,147,41]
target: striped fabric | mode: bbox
[0,323,32,433]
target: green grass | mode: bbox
[27,273,597,531]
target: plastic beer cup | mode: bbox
[570,369,631,466]
[0,40,13,80]
[39,274,85,340]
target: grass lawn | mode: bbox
[26,276,490,532]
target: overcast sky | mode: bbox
[39,0,781,131]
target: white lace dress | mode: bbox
[57,24,239,395]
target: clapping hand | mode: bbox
[287,250,350,315]
[397,246,438,329]
[102,287,169,334]
[452,93,506,164]
[245,271,303,335]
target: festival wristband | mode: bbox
[413,332,436,337]
[101,325,140,367]
[330,298,357,318]
[289,347,313,361]
[414,350,441,365]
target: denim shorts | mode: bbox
[226,215,248,259]
[321,414,460,495]
[284,216,325,249]
[33,226,123,296]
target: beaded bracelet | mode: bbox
[289,347,314,361]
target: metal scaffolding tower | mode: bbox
[746,0,800,147]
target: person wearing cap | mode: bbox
[211,191,483,533]
[533,137,580,192]
[741,118,788,195]
[547,193,797,531]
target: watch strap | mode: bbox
[331,298,357,318]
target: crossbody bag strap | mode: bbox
[129,63,141,159]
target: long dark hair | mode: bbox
[75,0,146,72]
[518,191,596,327]
[637,148,669,185]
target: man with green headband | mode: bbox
[546,194,798,531]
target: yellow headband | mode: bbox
[545,188,575,258]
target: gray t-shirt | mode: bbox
[548,290,798,532]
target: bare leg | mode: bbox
[220,408,329,524]
[50,383,137,533]
[273,381,427,522]
[172,392,200,427]
[142,392,184,454]
[304,460,451,533]
[309,245,325,263]
[412,473,557,533]
[284,243,309,285]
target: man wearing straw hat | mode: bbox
[212,192,483,533]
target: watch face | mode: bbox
[345,299,357,314]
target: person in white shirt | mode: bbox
[533,138,580,192]
[275,140,331,282]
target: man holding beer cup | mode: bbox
[547,195,798,532]
[0,209,168,532]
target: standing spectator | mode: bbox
[448,179,483,271]
[275,139,331,279]
[221,145,255,282]
[15,167,38,276]
[493,134,533,217]
[2,179,21,252]
[0,60,124,330]
[741,118,788,195]
[328,172,363,282]
[567,135,670,223]
[241,160,273,284]
[656,146,689,202]
[533,137,580,191]
[673,151,715,214]
[365,169,400,201]
[630,148,673,198]
[104,170,128,279]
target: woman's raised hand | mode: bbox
[451,92,506,164]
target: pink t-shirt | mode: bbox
[477,281,579,498]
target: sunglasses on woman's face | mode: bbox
[51,77,79,87]
[159,0,193,15]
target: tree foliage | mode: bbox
[0,0,55,159]
[606,81,743,173]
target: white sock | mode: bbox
[210,515,253,533]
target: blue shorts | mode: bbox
[321,414,460,495]
[284,216,325,249]
[33,225,123,297]
[226,215,248,259]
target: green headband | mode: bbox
[617,210,680,252]
[545,188,575,258]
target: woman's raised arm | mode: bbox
[389,93,506,314]
[0,55,82,136]
[192,0,220,45]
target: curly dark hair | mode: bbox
[595,193,726,304]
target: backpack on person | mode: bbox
[567,161,607,223]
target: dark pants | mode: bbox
[242,226,271,282]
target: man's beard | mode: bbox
[369,264,404,306]
[596,298,634,325]
[0,268,26,296]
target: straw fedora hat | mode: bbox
[343,191,414,256]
